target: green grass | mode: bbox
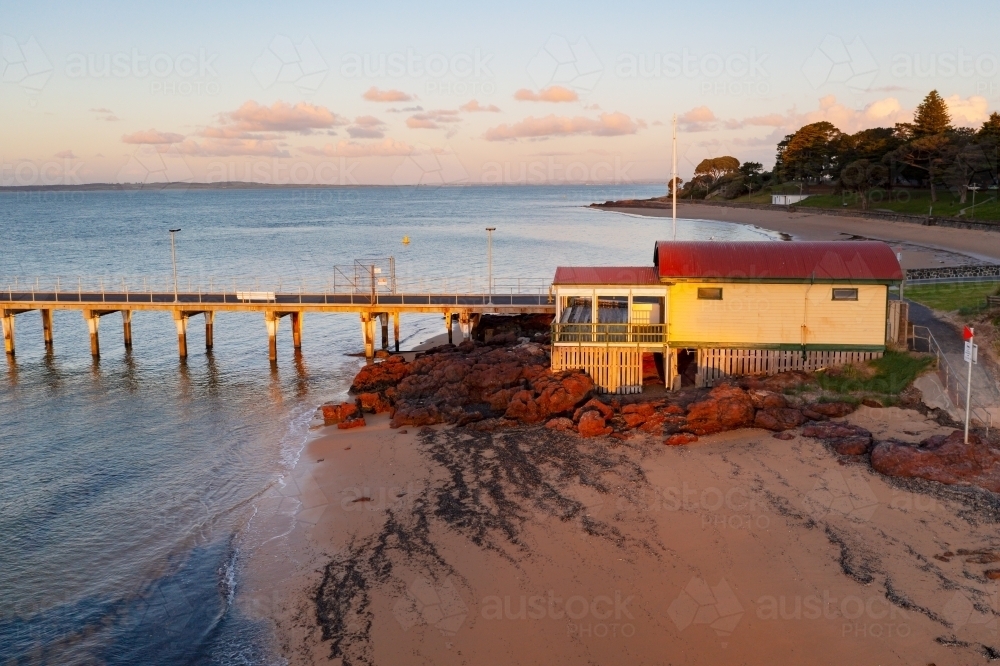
[795,189,1000,221]
[815,351,933,396]
[718,187,1000,222]
[902,281,1000,312]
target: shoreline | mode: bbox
[240,335,1000,664]
[600,204,1000,270]
[244,404,1000,664]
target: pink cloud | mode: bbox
[460,99,501,113]
[363,87,413,102]
[54,150,77,159]
[406,109,461,130]
[944,95,991,126]
[223,100,347,133]
[172,138,290,157]
[122,129,186,144]
[514,86,579,103]
[300,138,414,158]
[483,112,642,141]
[347,115,387,139]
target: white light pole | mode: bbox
[486,227,495,305]
[671,114,677,241]
[169,228,181,303]
[969,184,981,219]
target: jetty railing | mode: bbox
[0,275,554,303]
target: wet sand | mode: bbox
[243,406,1000,665]
[604,204,1000,269]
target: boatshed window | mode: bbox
[832,288,858,301]
[697,288,723,300]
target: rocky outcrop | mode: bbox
[578,411,612,437]
[358,392,392,414]
[871,431,1000,493]
[753,407,807,431]
[684,384,756,435]
[322,401,360,425]
[800,421,874,456]
[350,355,410,393]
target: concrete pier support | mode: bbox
[445,311,453,344]
[173,312,189,358]
[360,313,375,360]
[379,312,389,350]
[41,310,53,349]
[265,312,280,362]
[83,311,100,357]
[2,311,15,356]
[205,311,215,350]
[392,312,400,352]
[459,312,471,341]
[291,311,303,350]
[122,311,133,349]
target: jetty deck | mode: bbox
[1,275,554,360]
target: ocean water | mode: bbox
[0,185,777,664]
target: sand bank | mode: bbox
[604,204,1000,269]
[243,405,1000,664]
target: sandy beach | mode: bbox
[234,206,1000,665]
[243,403,1000,665]
[604,204,1000,269]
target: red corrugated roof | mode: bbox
[653,241,903,281]
[553,266,660,285]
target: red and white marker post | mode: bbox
[963,326,978,443]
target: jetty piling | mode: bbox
[41,309,53,349]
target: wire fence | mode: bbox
[911,325,996,432]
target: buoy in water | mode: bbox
[402,236,410,245]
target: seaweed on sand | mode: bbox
[313,426,651,664]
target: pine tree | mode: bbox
[979,112,1000,140]
[911,90,952,138]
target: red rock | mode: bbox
[861,398,885,408]
[535,371,594,415]
[871,431,1000,493]
[622,413,648,429]
[322,401,360,424]
[578,411,612,437]
[505,390,545,424]
[574,398,615,422]
[750,391,789,410]
[664,433,698,446]
[801,408,827,421]
[684,385,755,435]
[545,417,575,431]
[622,403,656,418]
[486,388,518,412]
[337,417,366,430]
[753,407,806,432]
[358,392,392,414]
[663,404,686,416]
[831,436,872,456]
[772,431,796,440]
[743,371,811,392]
[806,402,857,418]
[390,404,444,428]
[350,358,410,393]
[639,413,667,433]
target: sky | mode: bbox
[2,0,999,186]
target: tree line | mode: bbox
[675,90,1000,210]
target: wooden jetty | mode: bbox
[1,270,553,361]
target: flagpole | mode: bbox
[672,114,677,241]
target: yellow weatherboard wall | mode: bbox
[667,282,887,347]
